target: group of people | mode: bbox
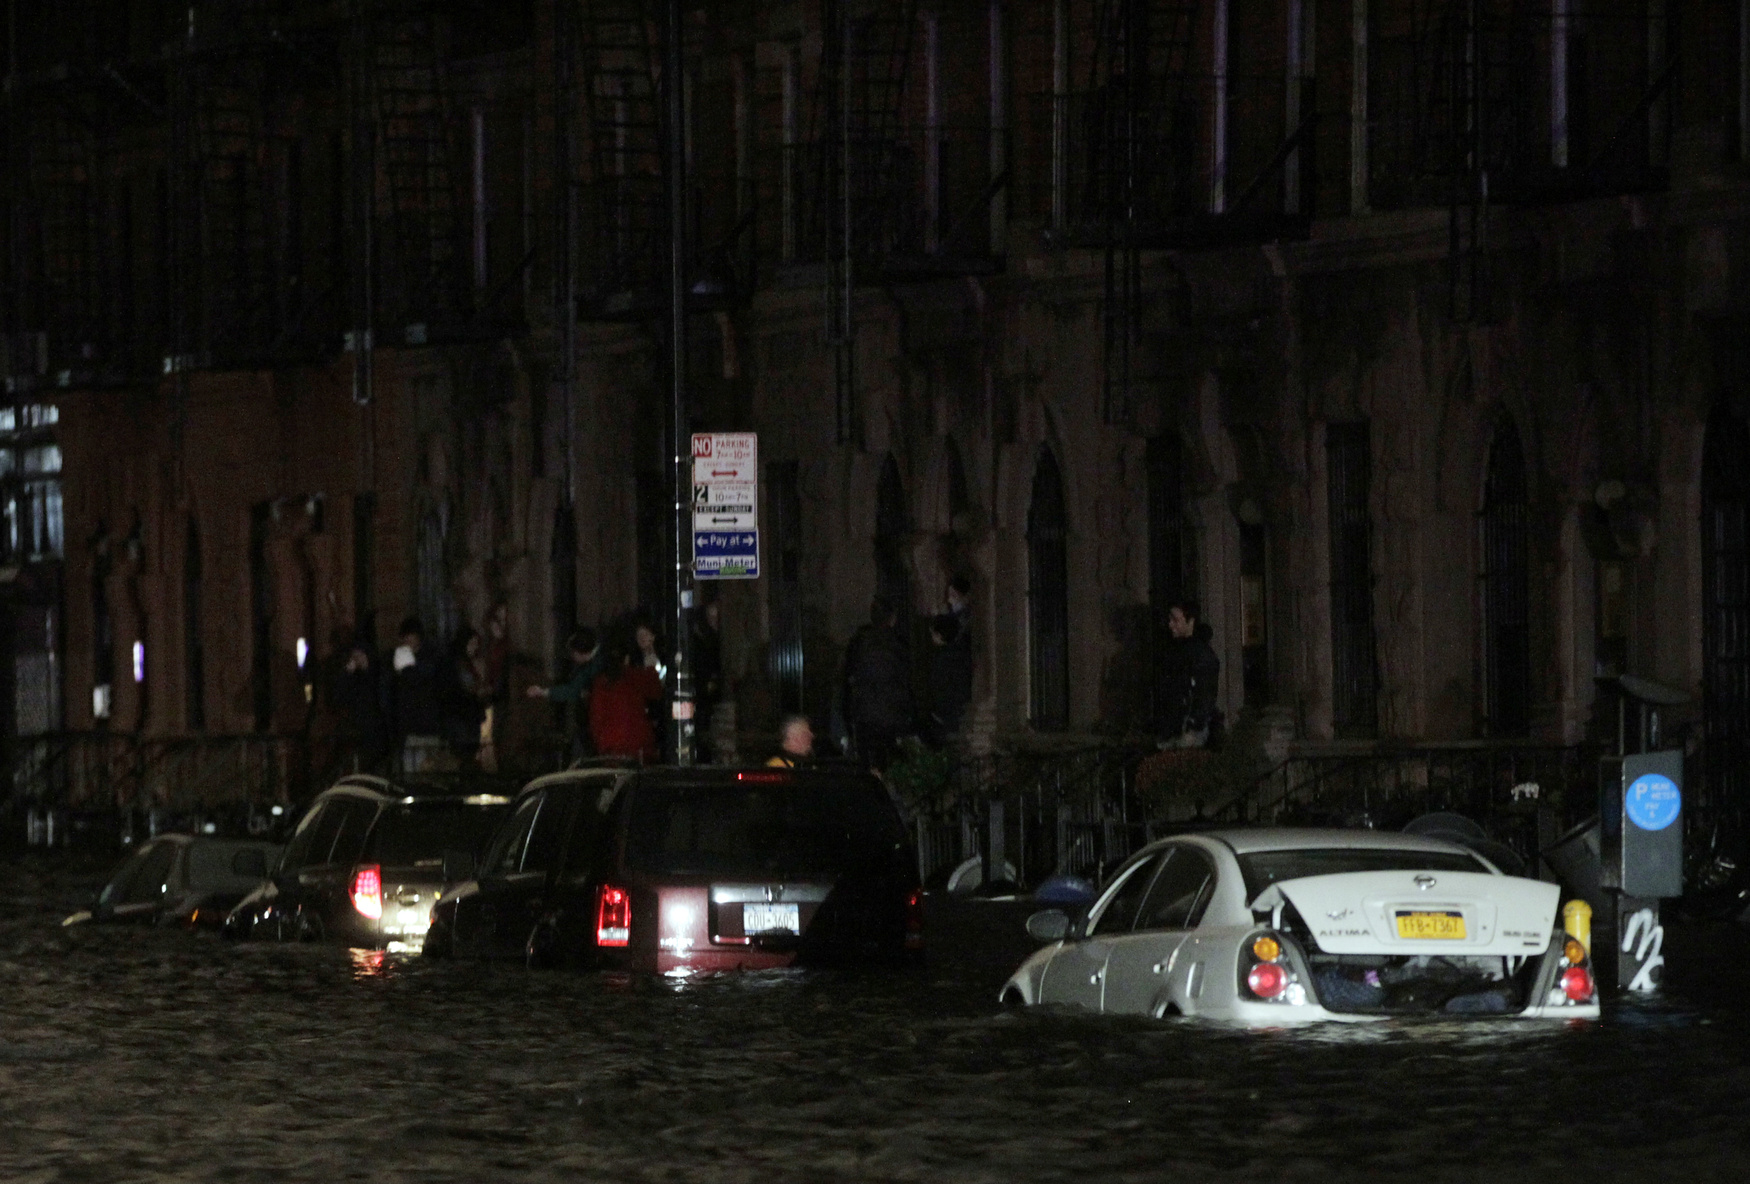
[836,576,975,771]
[335,607,516,774]
[333,582,1217,775]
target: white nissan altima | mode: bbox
[1001,829,1600,1023]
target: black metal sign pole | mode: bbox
[667,0,695,766]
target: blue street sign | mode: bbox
[693,531,759,578]
[1625,773,1681,832]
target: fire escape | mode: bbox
[571,0,668,318]
[4,3,157,388]
[356,1,469,342]
[1059,0,1317,424]
[1371,0,1676,324]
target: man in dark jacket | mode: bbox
[1161,599,1220,747]
[388,616,444,771]
[927,575,973,744]
[843,596,913,771]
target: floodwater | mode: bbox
[2,855,1747,1183]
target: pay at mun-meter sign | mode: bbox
[692,432,758,579]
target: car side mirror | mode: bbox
[442,849,476,883]
[1026,909,1071,943]
[231,850,268,880]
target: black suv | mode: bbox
[224,777,508,950]
[426,766,922,971]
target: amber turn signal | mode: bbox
[1251,934,1282,962]
[1563,938,1586,965]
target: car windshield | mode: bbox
[371,802,507,867]
[625,778,907,877]
[1238,847,1490,898]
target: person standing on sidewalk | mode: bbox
[843,596,913,772]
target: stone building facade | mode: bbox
[3,2,1748,835]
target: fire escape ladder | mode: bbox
[188,60,273,365]
[818,0,915,445]
[365,6,465,337]
[1435,0,1503,327]
[1096,0,1198,425]
[20,105,100,381]
[580,0,666,316]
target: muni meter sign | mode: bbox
[692,432,759,579]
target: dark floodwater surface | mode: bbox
[3,857,1748,1184]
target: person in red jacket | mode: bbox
[589,641,665,762]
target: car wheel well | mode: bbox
[1000,987,1026,1011]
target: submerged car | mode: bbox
[427,765,923,972]
[63,834,281,931]
[1002,829,1599,1023]
[225,777,508,951]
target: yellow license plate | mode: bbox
[1394,911,1466,940]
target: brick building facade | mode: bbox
[3,3,1748,851]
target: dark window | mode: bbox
[562,789,613,875]
[278,803,331,873]
[294,803,349,870]
[1147,434,1192,721]
[635,469,670,628]
[551,503,576,674]
[92,533,114,720]
[104,840,179,907]
[325,799,378,867]
[353,493,376,637]
[1702,405,1750,848]
[416,495,457,645]
[482,792,543,877]
[1482,418,1530,736]
[249,503,272,732]
[1088,854,1161,937]
[522,792,577,874]
[1028,448,1070,730]
[1327,423,1377,736]
[768,459,804,714]
[1240,518,1270,705]
[1236,848,1489,900]
[625,778,907,878]
[874,454,911,650]
[185,517,204,731]
[1135,847,1217,931]
[369,801,508,867]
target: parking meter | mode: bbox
[1600,750,1682,991]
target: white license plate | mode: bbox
[743,902,800,935]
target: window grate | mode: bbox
[1327,423,1376,737]
[1028,448,1070,731]
[1482,418,1530,735]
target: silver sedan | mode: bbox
[1001,828,1600,1023]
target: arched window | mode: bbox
[1702,404,1750,852]
[185,516,204,731]
[1028,448,1069,730]
[1481,418,1530,736]
[874,454,910,632]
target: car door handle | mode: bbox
[1152,962,1165,974]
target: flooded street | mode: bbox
[3,856,1747,1183]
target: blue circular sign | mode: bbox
[1625,774,1682,831]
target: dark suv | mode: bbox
[426,766,922,972]
[224,777,508,950]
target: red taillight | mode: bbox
[596,884,631,947]
[736,771,790,783]
[1560,965,1594,1002]
[350,865,382,921]
[1247,960,1287,999]
[904,888,924,950]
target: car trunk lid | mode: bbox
[1255,870,1558,956]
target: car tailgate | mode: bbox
[1261,870,1558,956]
